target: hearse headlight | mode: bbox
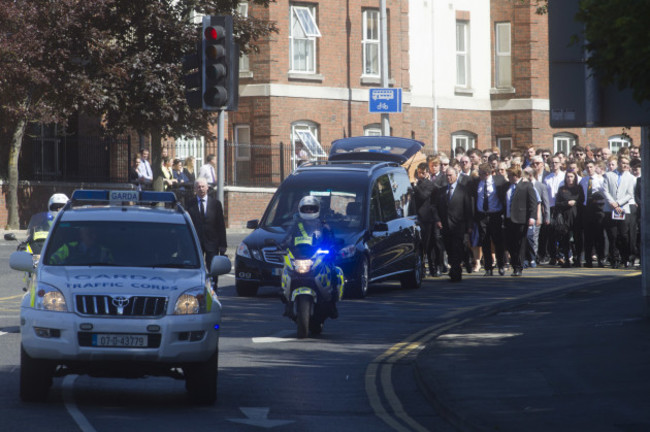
[339,244,356,259]
[236,243,251,259]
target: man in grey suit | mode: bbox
[524,165,549,268]
[602,155,636,268]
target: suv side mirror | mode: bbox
[209,256,232,278]
[246,219,259,229]
[372,222,389,233]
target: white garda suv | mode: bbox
[9,190,230,404]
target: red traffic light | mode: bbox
[204,26,224,41]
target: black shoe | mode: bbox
[597,260,605,268]
[612,261,620,269]
[432,269,442,277]
[483,269,493,276]
[442,265,449,274]
[549,259,557,266]
[584,261,593,268]
[465,262,473,274]
[498,267,505,276]
[511,269,522,277]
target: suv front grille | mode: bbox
[75,295,167,317]
[262,247,284,265]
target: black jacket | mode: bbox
[187,193,227,255]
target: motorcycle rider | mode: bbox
[281,195,342,319]
[48,193,69,217]
[24,193,69,250]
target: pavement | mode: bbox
[414,271,650,432]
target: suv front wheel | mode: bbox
[20,345,55,402]
[400,250,423,290]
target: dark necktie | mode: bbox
[587,177,593,204]
[447,185,452,202]
[483,182,489,212]
[199,198,205,217]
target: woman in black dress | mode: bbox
[555,170,585,267]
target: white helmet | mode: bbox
[48,193,69,213]
[298,195,320,221]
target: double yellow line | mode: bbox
[365,319,470,432]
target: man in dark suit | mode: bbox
[504,165,537,276]
[434,166,473,282]
[187,178,228,272]
[413,163,437,276]
[475,163,507,276]
[430,158,450,275]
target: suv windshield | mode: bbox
[263,174,367,233]
[43,221,200,268]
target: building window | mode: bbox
[452,131,476,152]
[238,2,250,74]
[291,121,325,169]
[235,125,251,161]
[362,9,380,77]
[495,22,511,88]
[364,124,382,136]
[553,133,577,155]
[290,4,321,73]
[456,21,469,88]
[608,135,631,154]
[497,137,512,154]
[175,136,205,169]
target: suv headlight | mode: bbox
[34,283,67,312]
[174,287,207,315]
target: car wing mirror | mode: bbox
[209,256,232,279]
[246,219,259,229]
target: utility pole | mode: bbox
[217,110,225,204]
[380,0,389,136]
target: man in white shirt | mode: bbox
[543,156,565,265]
[198,154,218,186]
[136,148,153,186]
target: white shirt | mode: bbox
[477,176,503,213]
[579,174,605,206]
[198,163,217,183]
[544,170,566,207]
[137,159,153,183]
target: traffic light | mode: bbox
[182,42,202,109]
[202,15,238,111]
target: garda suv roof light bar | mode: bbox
[70,190,178,208]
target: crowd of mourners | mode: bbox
[411,143,641,282]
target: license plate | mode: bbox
[272,267,283,276]
[92,334,148,347]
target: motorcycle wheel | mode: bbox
[296,295,312,339]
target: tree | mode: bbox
[575,0,650,104]
[1,0,277,227]
[0,0,118,228]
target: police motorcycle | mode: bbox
[4,194,68,291]
[270,196,344,339]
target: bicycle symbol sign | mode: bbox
[369,88,402,113]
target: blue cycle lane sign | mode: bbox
[369,88,402,113]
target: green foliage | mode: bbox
[576,0,650,103]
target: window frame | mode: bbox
[291,121,323,170]
[608,134,632,154]
[362,9,380,78]
[238,2,250,74]
[553,132,577,155]
[495,22,512,89]
[455,21,470,88]
[497,137,513,154]
[235,125,251,161]
[289,4,321,74]
[452,131,476,151]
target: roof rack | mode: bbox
[68,190,181,210]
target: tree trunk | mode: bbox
[6,109,28,229]
[150,129,164,192]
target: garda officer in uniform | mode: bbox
[281,196,342,318]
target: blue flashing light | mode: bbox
[213,324,220,330]
[71,190,109,201]
[139,191,177,203]
[316,249,330,254]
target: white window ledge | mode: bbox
[288,73,324,82]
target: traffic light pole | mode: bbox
[217,110,225,204]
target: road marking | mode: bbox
[228,407,294,428]
[0,332,8,337]
[252,330,295,343]
[0,294,23,301]
[63,375,97,432]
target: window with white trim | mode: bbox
[608,135,631,154]
[291,122,324,169]
[495,22,511,88]
[456,21,469,88]
[553,133,577,154]
[362,9,380,77]
[452,131,476,151]
[364,124,382,136]
[497,137,512,154]
[290,4,321,73]
[235,125,251,161]
[238,2,250,73]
